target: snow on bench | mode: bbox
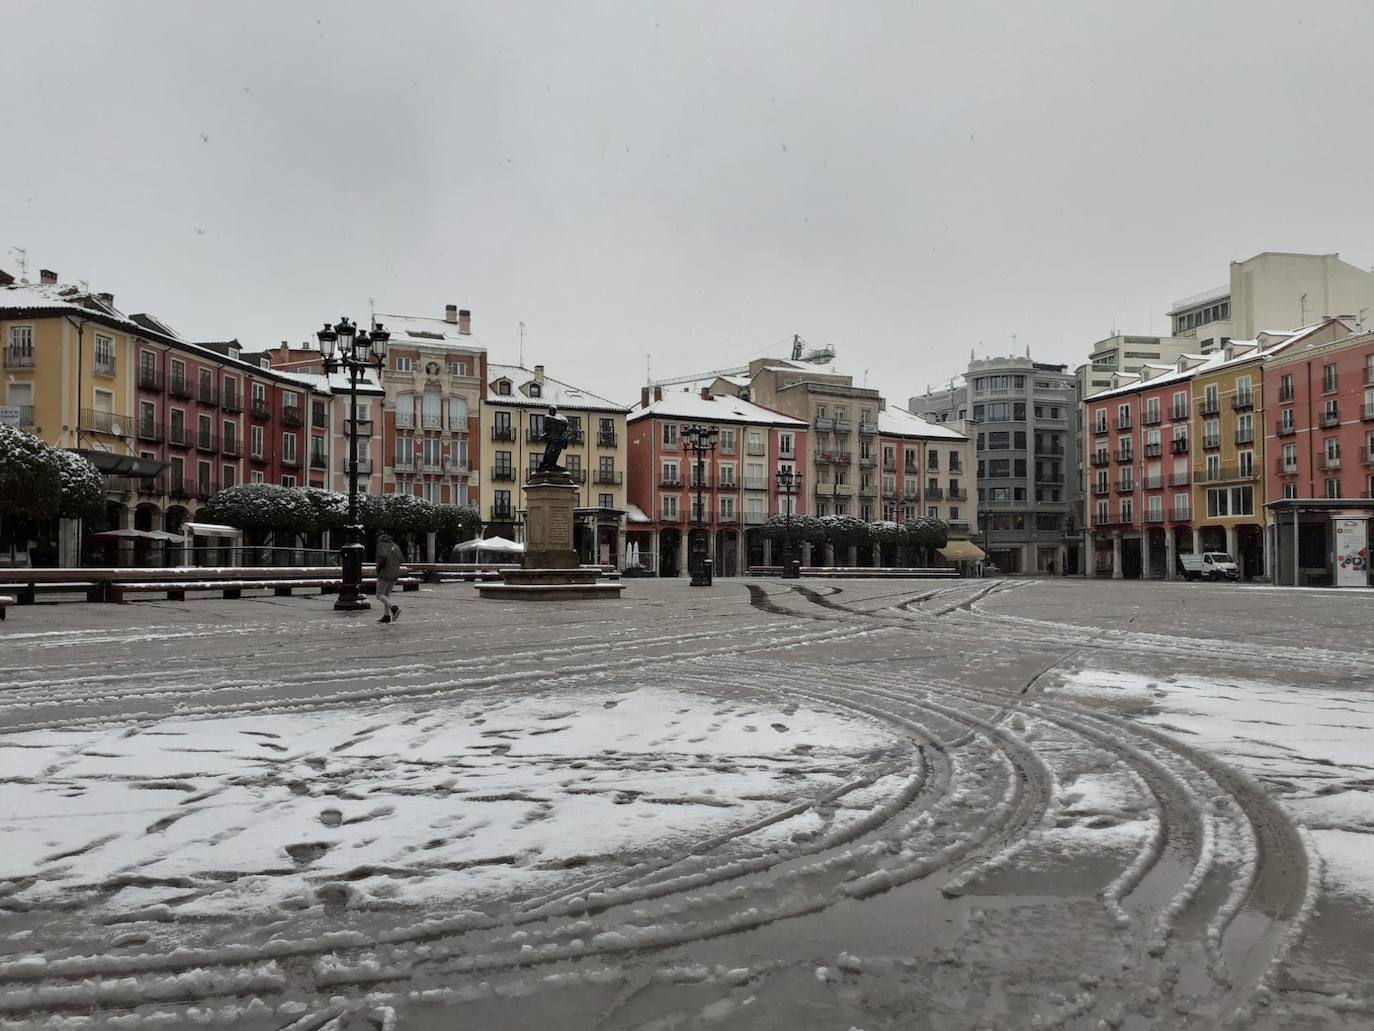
[0,595,13,619]
[107,576,421,602]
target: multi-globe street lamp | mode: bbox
[317,317,389,611]
[683,424,719,586]
[776,467,802,579]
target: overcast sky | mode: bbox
[4,1,1373,405]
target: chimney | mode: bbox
[534,364,545,382]
[458,309,471,335]
[700,387,712,400]
[40,269,58,285]
[654,385,662,402]
[641,386,651,407]
[97,291,114,307]
[444,304,458,324]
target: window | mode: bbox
[1117,403,1131,428]
[815,404,826,420]
[1325,437,1342,466]
[1282,442,1297,471]
[251,425,265,459]
[596,492,614,508]
[1203,383,1219,412]
[1172,391,1188,420]
[1145,397,1160,423]
[498,380,512,396]
[1324,363,1338,393]
[251,470,265,484]
[778,432,794,457]
[139,400,156,434]
[449,396,469,429]
[251,381,266,403]
[1238,450,1253,479]
[720,496,736,520]
[529,382,542,398]
[197,414,212,448]
[7,325,34,361]
[1236,413,1254,443]
[1205,454,1220,481]
[281,473,296,489]
[493,449,512,475]
[449,361,467,376]
[1324,398,1339,425]
[94,334,115,374]
[421,391,441,428]
[719,463,736,486]
[1174,493,1190,518]
[662,460,679,485]
[1120,497,1133,522]
[1280,407,1295,432]
[1279,374,1295,402]
[719,428,736,453]
[1095,408,1108,433]
[1206,485,1254,518]
[1203,419,1220,448]
[395,356,413,372]
[662,495,679,518]
[170,408,185,441]
[494,488,512,514]
[283,433,297,464]
[223,464,236,489]
[223,420,237,450]
[1235,376,1253,406]
[663,423,679,447]
[1281,482,1296,499]
[1326,478,1343,499]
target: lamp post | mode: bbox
[776,467,802,578]
[317,317,390,611]
[683,424,719,586]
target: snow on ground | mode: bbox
[0,685,900,925]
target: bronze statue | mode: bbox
[537,405,570,472]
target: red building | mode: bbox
[627,386,808,576]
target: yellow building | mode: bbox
[479,363,629,566]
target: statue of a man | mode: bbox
[537,405,570,472]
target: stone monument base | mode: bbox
[477,471,625,601]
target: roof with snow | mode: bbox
[628,390,808,427]
[276,367,385,396]
[374,312,486,352]
[878,405,968,441]
[487,363,628,412]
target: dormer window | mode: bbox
[497,380,512,396]
[529,383,542,398]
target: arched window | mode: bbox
[449,396,469,430]
[394,393,415,429]
[422,391,441,429]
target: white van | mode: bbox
[1178,552,1240,581]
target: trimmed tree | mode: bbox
[0,425,63,524]
[49,448,106,521]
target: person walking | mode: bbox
[375,531,404,624]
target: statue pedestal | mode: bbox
[478,471,625,601]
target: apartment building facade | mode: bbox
[480,363,630,566]
[910,356,1079,574]
[626,387,808,576]
[1265,329,1374,586]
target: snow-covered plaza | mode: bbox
[1,578,1372,1030]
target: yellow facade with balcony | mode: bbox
[1190,353,1266,573]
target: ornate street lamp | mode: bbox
[776,467,802,579]
[683,424,719,586]
[318,317,389,611]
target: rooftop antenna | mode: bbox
[368,297,375,327]
[1358,307,1369,330]
[646,353,651,386]
[7,246,27,282]
[1300,292,1309,326]
[518,321,525,367]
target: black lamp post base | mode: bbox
[333,592,372,612]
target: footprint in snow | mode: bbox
[319,808,343,827]
[771,723,789,733]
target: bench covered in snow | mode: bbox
[0,595,13,619]
[106,575,421,603]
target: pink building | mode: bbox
[1264,329,1374,586]
[626,386,808,576]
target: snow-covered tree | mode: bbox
[48,448,105,520]
[0,425,64,522]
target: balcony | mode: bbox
[490,506,514,521]
[250,448,272,464]
[1278,387,1295,404]
[1144,443,1163,457]
[1200,399,1220,416]
[346,418,373,436]
[193,480,217,502]
[882,459,897,472]
[1364,447,1374,466]
[310,452,328,470]
[858,420,878,436]
[1171,407,1189,422]
[903,487,919,500]
[1115,480,1134,493]
[745,442,766,456]
[717,512,739,524]
[813,415,834,432]
[597,432,618,449]
[858,455,876,468]
[421,414,443,430]
[742,476,767,490]
[1115,449,1134,463]
[948,488,969,500]
[904,464,919,476]
[1323,454,1343,470]
[137,366,162,390]
[196,383,218,407]
[1275,420,1296,437]
[1173,505,1192,522]
[1116,417,1132,430]
[1320,410,1340,428]
[222,438,243,458]
[859,485,878,497]
[168,479,191,500]
[1235,429,1255,445]
[1144,511,1166,523]
[222,390,243,414]
[491,465,516,482]
[280,452,301,469]
[1093,423,1110,436]
[742,511,767,524]
[1091,453,1111,467]
[1363,403,1374,422]
[1202,436,1221,450]
[491,425,516,442]
[250,399,271,421]
[833,418,852,434]
[94,356,116,378]
[1232,394,1255,411]
[834,452,852,464]
[79,409,130,436]
[1093,512,1130,528]
[168,423,190,447]
[1169,472,1191,487]
[1142,411,1162,426]
[1171,437,1189,453]
[169,377,194,400]
[1092,482,1110,496]
[594,470,624,485]
[719,477,739,490]
[814,450,834,463]
[137,420,163,443]
[819,483,854,497]
[660,475,682,488]
[195,433,218,452]
[925,487,944,499]
[3,345,34,368]
[9,404,34,427]
[346,460,374,475]
[281,405,303,428]
[394,411,416,430]
[1274,457,1298,476]
[659,506,684,522]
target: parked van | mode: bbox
[1178,552,1239,581]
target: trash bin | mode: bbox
[703,558,714,585]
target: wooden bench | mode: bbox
[0,595,14,620]
[107,576,421,603]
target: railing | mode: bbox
[903,488,919,499]
[3,345,34,368]
[422,414,443,430]
[718,512,739,524]
[394,457,416,472]
[196,433,219,452]
[1202,436,1220,449]
[524,427,544,443]
[1323,454,1342,470]
[659,507,684,522]
[1200,399,1220,416]
[1235,429,1254,445]
[1323,376,1338,393]
[1142,411,1161,426]
[745,442,766,456]
[251,399,271,420]
[597,432,618,448]
[1232,394,1254,411]
[281,405,303,427]
[1091,454,1111,467]
[1092,483,1110,496]
[813,416,834,431]
[1171,437,1189,452]
[925,460,939,471]
[490,506,514,521]
[347,460,374,475]
[250,448,272,464]
[948,488,968,500]
[395,411,416,429]
[197,383,218,406]
[1320,410,1340,428]
[742,476,767,490]
[1141,476,1164,490]
[1144,511,1165,523]
[79,409,129,435]
[168,479,191,500]
[719,477,738,490]
[168,376,194,400]
[858,455,876,468]
[1275,420,1296,436]
[137,366,162,389]
[1115,480,1134,493]
[223,390,243,413]
[1171,407,1189,422]
[1169,472,1191,487]
[882,460,897,471]
[1364,403,1374,421]
[10,404,34,427]
[168,423,189,447]
[1093,422,1110,435]
[1278,387,1295,403]
[1115,450,1134,463]
[222,438,243,458]
[94,356,116,377]
[859,485,878,497]
[310,452,328,470]
[1116,417,1132,430]
[833,419,852,433]
[1173,505,1192,521]
[858,421,877,435]
[490,466,516,482]
[925,487,944,499]
[1274,457,1298,475]
[491,425,515,441]
[743,511,767,524]
[1362,447,1374,466]
[814,450,834,463]
[904,464,919,475]
[137,420,163,443]
[346,419,373,435]
[660,475,682,487]
[594,470,623,485]
[1144,443,1163,457]
[280,452,301,468]
[193,480,217,502]
[833,452,852,463]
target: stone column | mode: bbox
[58,517,82,568]
[871,543,882,568]
[763,537,773,566]
[824,542,835,567]
[1141,532,1153,579]
[1085,530,1096,577]
[615,526,625,570]
[1165,528,1177,580]
[1225,524,1239,571]
[1111,534,1123,579]
[649,529,659,575]
[1191,527,1201,555]
[677,532,689,578]
[847,544,857,567]
[1057,543,1067,575]
[1024,542,1036,575]
[425,531,438,563]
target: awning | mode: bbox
[91,529,186,543]
[939,541,986,561]
[454,536,524,554]
[78,450,169,477]
[182,521,243,538]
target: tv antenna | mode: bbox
[7,246,27,282]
